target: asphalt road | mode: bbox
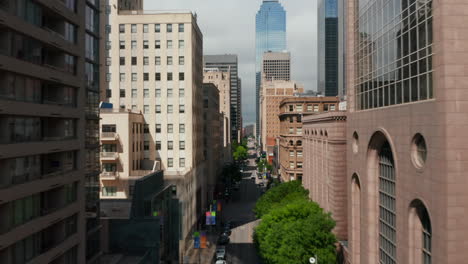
[219,140,264,264]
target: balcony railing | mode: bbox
[100,171,119,180]
[100,152,119,160]
[101,132,118,141]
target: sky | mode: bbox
[145,0,318,126]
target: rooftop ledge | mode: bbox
[118,10,195,15]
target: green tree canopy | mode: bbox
[233,145,248,161]
[254,180,309,218]
[254,200,337,264]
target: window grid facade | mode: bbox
[355,0,433,110]
[379,143,396,264]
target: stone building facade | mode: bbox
[344,0,468,263]
[278,97,339,181]
[302,111,347,240]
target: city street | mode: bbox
[218,139,264,263]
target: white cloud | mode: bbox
[144,0,317,125]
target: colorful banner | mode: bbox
[211,211,216,225]
[200,231,207,248]
[217,201,222,211]
[205,211,211,225]
[193,231,200,249]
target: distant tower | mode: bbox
[255,0,287,142]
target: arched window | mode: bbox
[409,200,432,264]
[289,140,294,146]
[296,140,302,146]
[379,141,396,264]
[351,174,361,263]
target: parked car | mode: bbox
[216,260,227,264]
[217,234,230,245]
[216,246,226,260]
[223,227,232,236]
[258,182,264,187]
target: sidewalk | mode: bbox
[183,231,217,264]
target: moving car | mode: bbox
[217,234,230,245]
[216,246,226,260]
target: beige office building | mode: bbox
[342,0,468,263]
[0,0,103,263]
[203,69,232,163]
[260,80,303,154]
[101,5,205,257]
[262,51,291,82]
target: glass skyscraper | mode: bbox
[317,0,345,97]
[255,0,286,140]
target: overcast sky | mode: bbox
[145,0,317,126]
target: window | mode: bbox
[105,25,111,34]
[156,141,161,150]
[143,57,149,65]
[155,40,161,49]
[167,89,173,97]
[143,105,149,113]
[179,88,185,97]
[307,105,313,112]
[143,124,150,134]
[180,141,185,150]
[167,124,173,133]
[143,89,149,98]
[297,162,303,169]
[155,56,161,65]
[296,105,303,112]
[106,41,111,50]
[313,105,319,112]
[179,40,185,49]
[131,24,137,33]
[143,24,148,33]
[289,117,294,123]
[168,141,173,150]
[167,105,173,114]
[131,89,137,98]
[120,73,125,82]
[289,162,294,169]
[179,56,185,65]
[324,104,329,111]
[167,73,173,81]
[290,151,294,157]
[106,57,111,66]
[297,128,302,135]
[180,158,185,168]
[289,105,294,112]
[144,141,149,150]
[155,89,161,97]
[156,124,161,133]
[143,40,149,49]
[120,57,125,65]
[120,41,125,49]
[167,24,172,33]
[155,73,161,81]
[179,124,185,133]
[167,56,173,65]
[155,105,161,113]
[179,105,185,113]
[120,89,125,97]
[144,73,149,81]
[330,105,336,111]
[102,186,117,196]
[131,57,137,65]
[297,151,303,157]
[131,41,137,49]
[167,40,173,49]
[119,24,125,33]
[132,105,137,111]
[168,158,174,167]
[179,73,185,81]
[106,73,111,82]
[106,89,112,97]
[131,73,137,81]
[178,23,184,32]
[289,127,294,134]
[155,24,161,32]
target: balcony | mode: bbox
[100,152,119,161]
[101,132,119,141]
[100,171,119,180]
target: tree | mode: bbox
[233,145,248,161]
[254,200,337,264]
[254,180,309,218]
